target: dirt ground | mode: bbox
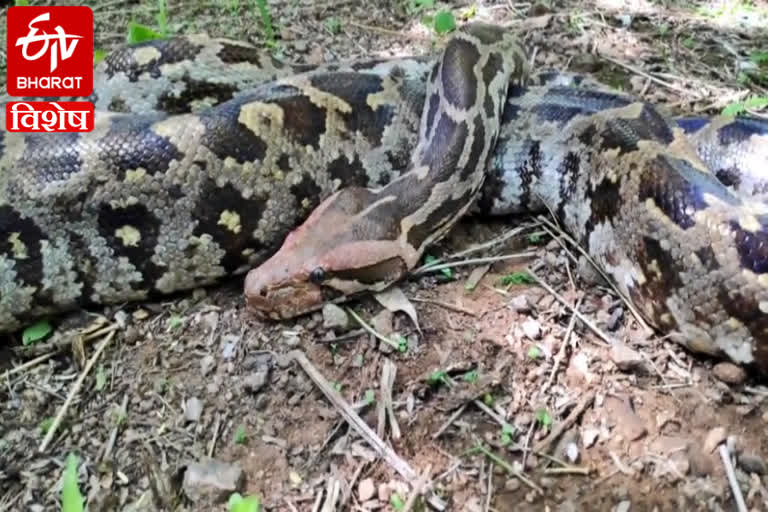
[2,0,768,511]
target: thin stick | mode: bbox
[347,309,401,351]
[539,298,582,397]
[39,330,116,452]
[289,350,446,511]
[542,466,591,475]
[526,267,613,346]
[537,215,651,334]
[3,351,60,380]
[410,297,477,317]
[432,403,468,439]
[413,252,536,276]
[100,393,129,462]
[533,390,595,454]
[719,444,748,512]
[600,55,701,98]
[473,443,543,494]
[402,464,432,512]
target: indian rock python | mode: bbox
[1,25,768,373]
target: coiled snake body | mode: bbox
[1,26,767,372]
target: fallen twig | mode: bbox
[289,350,446,511]
[39,328,116,452]
[525,267,613,346]
[719,444,748,512]
[403,464,432,512]
[533,390,595,454]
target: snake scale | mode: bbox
[1,25,768,373]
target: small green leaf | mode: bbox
[527,345,542,360]
[460,4,477,20]
[234,424,247,445]
[167,314,183,330]
[394,334,408,353]
[22,320,52,346]
[364,389,376,405]
[500,272,535,286]
[127,22,166,44]
[228,492,261,512]
[39,417,54,435]
[326,17,342,35]
[391,493,406,511]
[483,392,494,406]
[722,96,768,116]
[332,381,342,392]
[93,49,107,65]
[750,51,768,64]
[62,453,84,512]
[15,0,30,6]
[462,369,478,383]
[428,370,449,387]
[527,232,543,244]
[95,365,108,391]
[535,408,553,427]
[500,423,515,445]
[433,10,456,35]
[423,254,453,279]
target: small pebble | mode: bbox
[614,500,631,512]
[712,362,747,385]
[242,371,269,394]
[200,355,215,376]
[610,343,647,374]
[521,318,541,340]
[504,478,520,491]
[509,294,530,313]
[322,303,349,331]
[358,478,375,502]
[182,460,243,502]
[738,453,767,475]
[184,397,203,423]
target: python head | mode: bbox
[244,188,412,320]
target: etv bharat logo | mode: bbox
[16,12,83,73]
[6,6,94,97]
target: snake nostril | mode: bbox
[259,288,268,297]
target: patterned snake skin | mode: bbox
[1,27,767,372]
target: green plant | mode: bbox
[234,424,247,445]
[228,493,261,512]
[254,0,276,48]
[391,493,406,511]
[427,370,449,387]
[500,423,515,445]
[527,345,542,360]
[15,0,30,6]
[22,320,52,345]
[527,232,543,244]
[364,389,376,405]
[326,17,343,35]
[127,0,170,44]
[39,417,54,435]
[462,369,478,383]
[500,272,535,286]
[432,10,456,34]
[423,254,453,279]
[62,454,84,512]
[535,408,553,427]
[722,96,768,116]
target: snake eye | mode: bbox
[309,267,326,284]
